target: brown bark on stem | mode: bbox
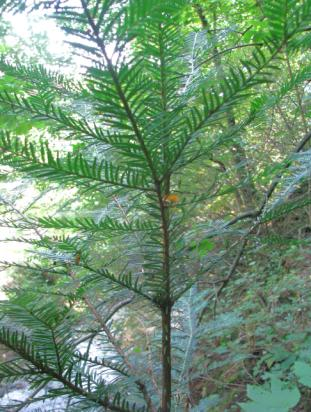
[161,305,172,412]
[156,175,172,411]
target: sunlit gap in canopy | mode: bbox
[0,1,127,296]
[0,6,75,296]
[3,0,119,74]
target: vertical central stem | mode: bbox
[161,305,172,412]
[157,176,172,411]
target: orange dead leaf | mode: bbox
[163,194,180,204]
[75,253,81,265]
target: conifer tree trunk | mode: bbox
[161,306,172,411]
[159,204,172,411]
[157,175,172,411]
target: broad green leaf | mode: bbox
[191,394,220,411]
[198,239,215,256]
[239,378,300,412]
[294,361,311,388]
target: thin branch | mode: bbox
[199,130,311,321]
[212,237,248,317]
[0,337,127,412]
[225,129,311,227]
[0,142,150,192]
[83,296,156,412]
[194,43,263,71]
[137,315,161,398]
[13,382,47,412]
[75,297,134,346]
[285,51,308,133]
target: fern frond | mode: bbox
[37,215,157,233]
[0,298,146,411]
[265,149,311,213]
[0,358,44,384]
[0,59,81,97]
[263,0,296,41]
[163,0,311,173]
[0,132,153,191]
[80,267,154,303]
[0,326,140,412]
[0,90,145,154]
